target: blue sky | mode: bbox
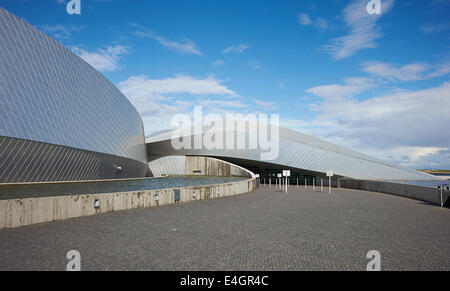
[1,0,449,169]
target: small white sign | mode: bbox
[277,174,282,178]
[327,171,334,177]
[282,170,291,177]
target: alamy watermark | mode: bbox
[367,0,381,15]
[66,250,81,271]
[366,250,381,271]
[170,106,280,161]
[64,248,380,270]
[66,0,81,15]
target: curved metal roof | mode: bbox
[146,124,440,181]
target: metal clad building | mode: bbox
[0,8,148,183]
[146,126,438,181]
[0,7,439,184]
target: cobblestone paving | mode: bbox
[0,186,449,271]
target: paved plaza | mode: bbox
[0,186,449,271]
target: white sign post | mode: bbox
[282,170,291,194]
[277,173,282,190]
[326,171,334,194]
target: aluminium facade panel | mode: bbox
[0,8,148,183]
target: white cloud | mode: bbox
[255,100,278,110]
[222,44,250,54]
[421,21,450,34]
[200,99,247,109]
[39,24,83,40]
[117,75,239,134]
[303,82,450,168]
[427,63,450,79]
[249,60,262,70]
[131,24,202,56]
[298,13,313,26]
[364,147,449,169]
[212,60,224,67]
[362,62,428,81]
[316,18,328,30]
[406,147,449,162]
[362,61,450,81]
[71,45,129,72]
[321,0,395,59]
[306,77,374,100]
[118,75,236,96]
[298,13,328,30]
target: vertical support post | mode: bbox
[321,179,323,192]
[441,186,443,207]
[329,176,331,194]
[297,178,298,188]
[286,176,288,194]
[313,178,315,191]
[305,178,307,190]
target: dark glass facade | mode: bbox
[0,8,148,183]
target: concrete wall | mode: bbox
[149,156,254,178]
[185,156,253,178]
[0,178,257,230]
[340,179,450,207]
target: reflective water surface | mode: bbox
[0,176,248,200]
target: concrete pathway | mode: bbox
[0,186,448,270]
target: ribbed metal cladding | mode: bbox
[0,136,148,183]
[146,126,439,181]
[0,8,148,182]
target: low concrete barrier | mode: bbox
[0,178,256,230]
[340,179,450,207]
[148,155,255,178]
